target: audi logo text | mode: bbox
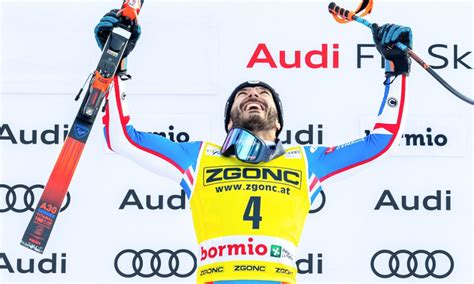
[371,249,454,279]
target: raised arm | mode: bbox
[304,24,412,201]
[95,10,202,197]
[305,75,406,185]
[103,76,202,182]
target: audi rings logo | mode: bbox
[114,249,197,278]
[371,249,454,279]
[0,184,71,213]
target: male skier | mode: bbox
[96,8,412,284]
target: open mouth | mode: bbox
[242,101,265,112]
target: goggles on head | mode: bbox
[221,128,285,164]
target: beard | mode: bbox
[230,107,279,133]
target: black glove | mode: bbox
[94,9,141,58]
[372,23,412,76]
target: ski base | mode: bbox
[21,120,89,254]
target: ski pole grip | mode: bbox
[328,2,355,21]
[395,42,409,52]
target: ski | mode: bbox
[21,0,143,254]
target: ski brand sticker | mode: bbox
[74,123,90,139]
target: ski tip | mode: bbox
[20,240,45,254]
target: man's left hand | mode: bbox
[371,23,412,76]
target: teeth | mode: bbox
[246,103,262,110]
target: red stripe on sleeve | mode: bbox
[320,75,406,182]
[112,77,185,174]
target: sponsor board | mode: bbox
[360,116,468,157]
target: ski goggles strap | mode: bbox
[221,128,285,164]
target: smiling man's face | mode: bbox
[228,87,280,134]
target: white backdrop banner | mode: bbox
[0,0,472,284]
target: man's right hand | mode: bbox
[94,9,141,58]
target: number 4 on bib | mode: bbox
[243,196,262,229]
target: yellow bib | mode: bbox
[190,142,310,283]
